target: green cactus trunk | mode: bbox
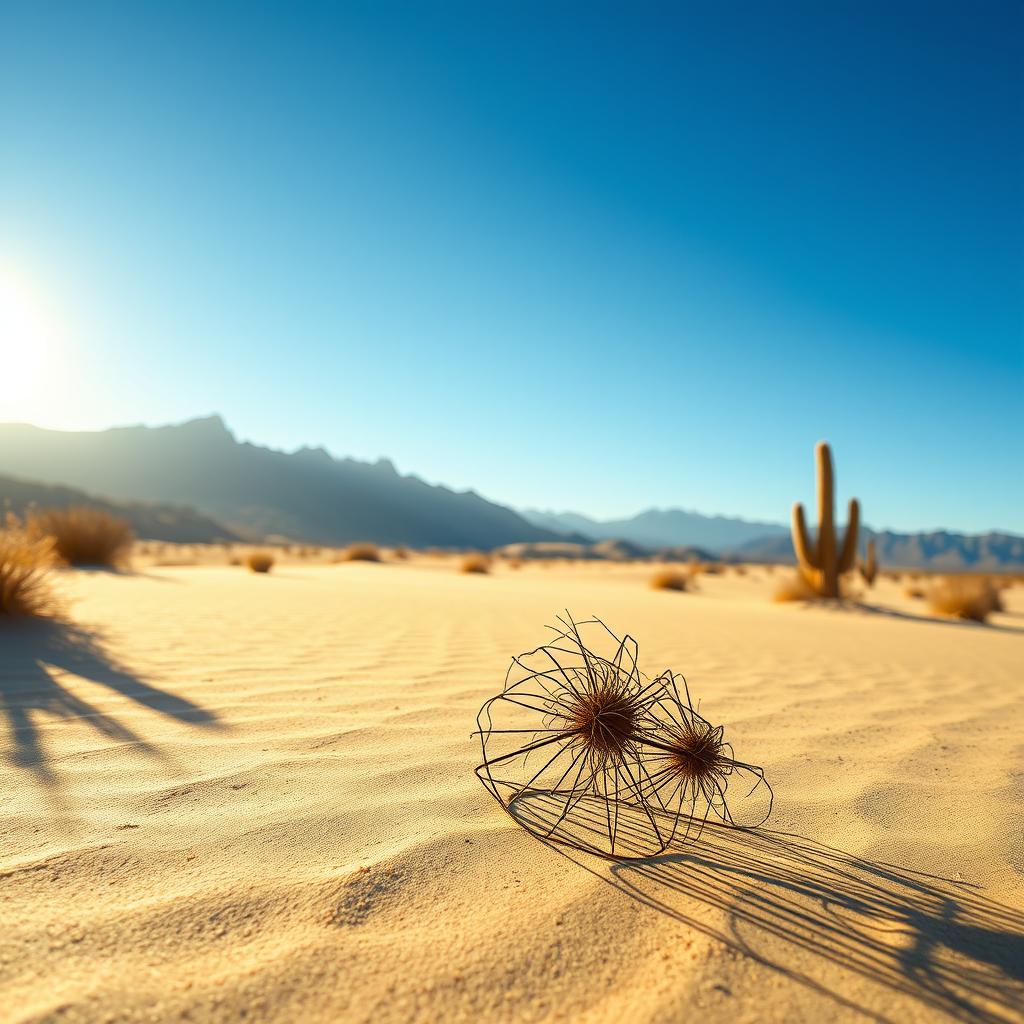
[791,442,859,599]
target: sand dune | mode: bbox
[2,562,1022,1023]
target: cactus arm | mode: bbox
[838,498,860,573]
[791,502,820,570]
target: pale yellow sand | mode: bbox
[2,563,1022,1023]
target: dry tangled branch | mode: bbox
[473,613,772,859]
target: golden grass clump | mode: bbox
[339,542,381,562]
[772,570,819,603]
[460,553,491,574]
[650,569,689,592]
[926,576,1002,622]
[246,551,275,574]
[28,506,134,568]
[0,513,58,617]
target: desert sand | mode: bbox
[2,559,1022,1023]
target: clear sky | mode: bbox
[1,2,1021,533]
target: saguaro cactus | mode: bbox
[791,442,859,598]
[858,538,878,587]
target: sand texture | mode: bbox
[2,560,1022,1023]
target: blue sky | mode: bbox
[1,2,1021,532]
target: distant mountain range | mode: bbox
[524,507,1023,571]
[0,474,237,543]
[0,416,566,548]
[0,416,1020,569]
[734,529,1024,573]
[522,507,789,552]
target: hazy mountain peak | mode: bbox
[174,414,234,438]
[0,416,562,548]
[522,506,788,553]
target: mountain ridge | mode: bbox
[1,416,1020,568]
[522,506,789,552]
[0,417,567,548]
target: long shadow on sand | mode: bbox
[517,794,1024,1024]
[0,618,222,797]
[782,597,1024,635]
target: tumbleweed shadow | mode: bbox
[520,792,1024,1024]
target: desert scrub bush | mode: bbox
[339,542,381,562]
[925,576,1001,622]
[390,545,409,560]
[772,571,819,603]
[651,569,689,592]
[460,553,490,574]
[0,513,58,617]
[28,506,133,567]
[246,551,275,574]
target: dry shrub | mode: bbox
[700,562,723,575]
[651,569,689,592]
[228,556,243,566]
[460,553,491,574]
[246,551,274,574]
[925,576,1002,622]
[28,506,133,568]
[904,584,926,599]
[0,513,58,617]
[340,542,381,562]
[772,571,818,603]
[391,546,410,560]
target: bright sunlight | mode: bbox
[0,264,64,421]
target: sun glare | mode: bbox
[0,266,65,421]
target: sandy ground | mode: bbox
[1,559,1022,1024]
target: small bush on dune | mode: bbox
[460,553,491,574]
[772,571,819,603]
[0,513,58,617]
[340,542,381,562]
[246,551,274,574]
[904,584,926,599]
[391,546,410,560]
[926,577,1001,622]
[651,569,689,592]
[28,506,134,568]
